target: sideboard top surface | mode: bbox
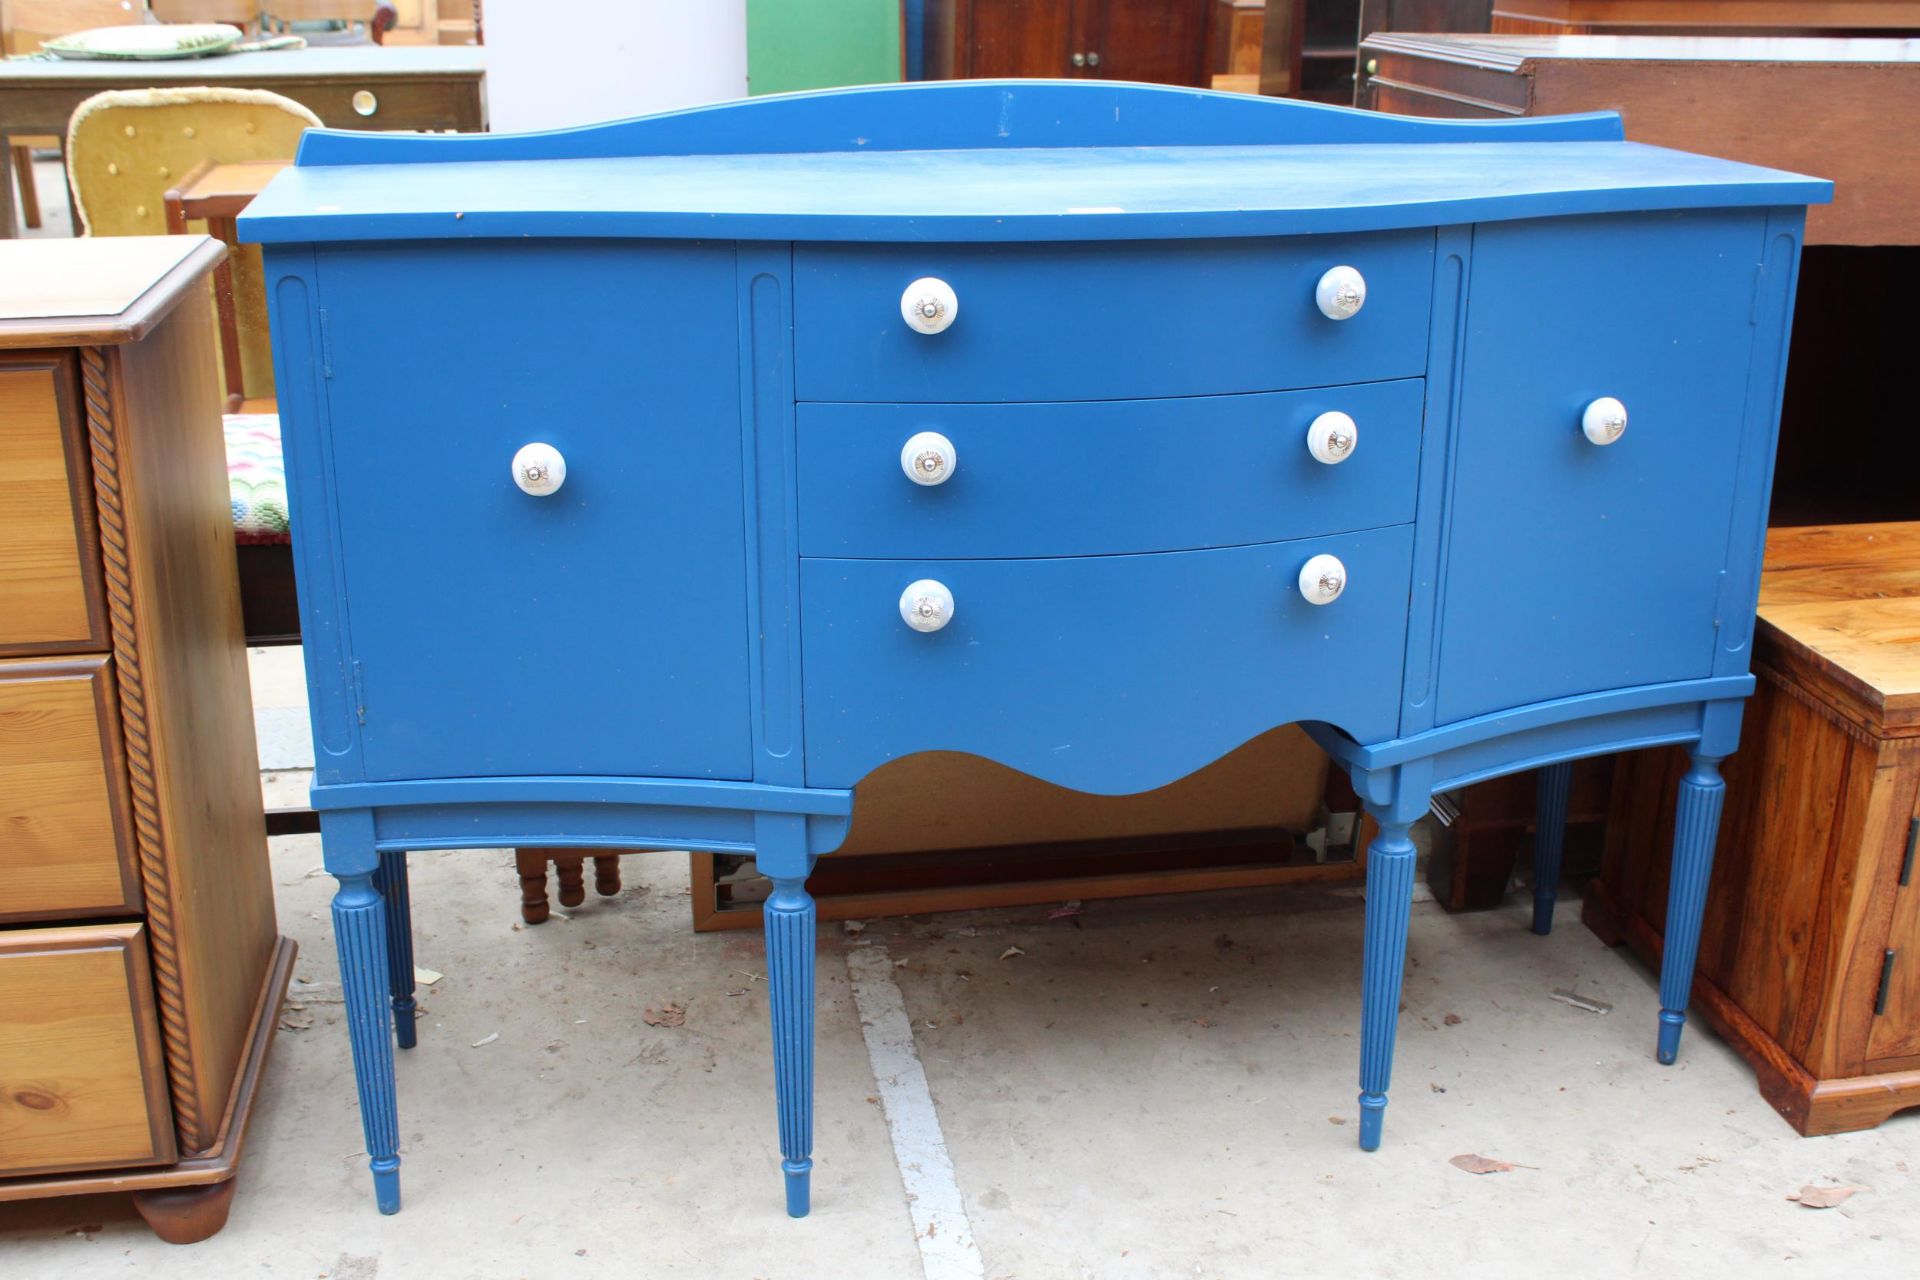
[240,80,1829,246]
[0,236,225,348]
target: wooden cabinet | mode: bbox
[0,237,293,1242]
[1587,523,1920,1135]
[924,0,1216,85]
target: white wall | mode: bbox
[481,0,748,134]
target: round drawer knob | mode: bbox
[899,579,955,633]
[511,442,567,496]
[901,277,959,335]
[1315,265,1367,321]
[1307,411,1358,465]
[900,431,957,486]
[1582,396,1628,446]
[351,89,379,117]
[1298,553,1347,606]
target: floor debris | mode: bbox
[1788,1184,1865,1209]
[1549,988,1613,1015]
[471,1031,500,1047]
[999,946,1025,960]
[1451,1154,1530,1175]
[644,1001,688,1028]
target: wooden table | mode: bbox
[1360,34,1920,245]
[163,160,289,411]
[0,45,486,238]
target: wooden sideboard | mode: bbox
[0,237,292,1242]
[921,0,1217,84]
[1488,0,1920,33]
[1358,34,1920,246]
[1587,524,1920,1134]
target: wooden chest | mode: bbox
[0,237,292,1241]
[1586,522,1920,1135]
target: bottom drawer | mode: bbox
[0,922,174,1178]
[801,526,1414,793]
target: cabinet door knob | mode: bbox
[901,277,959,335]
[511,442,567,496]
[1307,410,1358,465]
[1086,50,1101,67]
[1582,396,1628,446]
[899,579,955,633]
[901,431,957,486]
[1071,51,1087,67]
[1315,265,1367,321]
[1298,553,1347,605]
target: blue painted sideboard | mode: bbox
[240,80,1829,1219]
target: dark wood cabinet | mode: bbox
[925,0,1216,85]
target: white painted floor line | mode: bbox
[846,943,987,1280]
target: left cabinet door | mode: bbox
[312,243,755,783]
[0,923,175,1177]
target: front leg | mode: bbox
[1531,762,1573,936]
[764,873,817,1217]
[1358,816,1418,1151]
[1657,752,1727,1064]
[331,869,403,1213]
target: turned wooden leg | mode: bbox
[554,853,587,909]
[593,853,621,897]
[1658,752,1727,1066]
[131,1178,239,1244]
[515,848,551,924]
[12,145,42,231]
[1531,761,1573,936]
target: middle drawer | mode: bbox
[797,379,1423,559]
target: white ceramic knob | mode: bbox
[1315,265,1367,321]
[900,431,957,486]
[1307,411,1358,465]
[901,277,959,335]
[1582,396,1628,446]
[899,579,955,633]
[1298,553,1347,606]
[511,442,567,496]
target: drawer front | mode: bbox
[793,232,1434,403]
[313,243,753,783]
[0,657,137,922]
[0,923,174,1177]
[800,526,1413,792]
[797,379,1424,558]
[0,357,106,656]
[1434,211,1765,724]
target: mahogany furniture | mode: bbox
[921,0,1218,84]
[1487,0,1920,34]
[1586,524,1920,1134]
[0,44,486,239]
[0,236,292,1242]
[242,80,1822,1217]
[1358,34,1920,246]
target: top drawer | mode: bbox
[0,357,106,657]
[793,231,1434,403]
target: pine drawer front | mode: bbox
[800,525,1414,792]
[796,379,1424,558]
[0,923,175,1178]
[0,357,106,656]
[792,232,1435,403]
[0,657,137,923]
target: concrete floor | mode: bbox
[2,648,1914,1277]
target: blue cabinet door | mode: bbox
[311,243,753,782]
[1433,211,1765,725]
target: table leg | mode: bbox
[374,849,417,1050]
[210,216,247,411]
[1658,752,1727,1065]
[326,812,402,1215]
[1358,814,1417,1151]
[1531,761,1573,935]
[1,134,18,239]
[759,814,818,1217]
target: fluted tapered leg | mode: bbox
[373,850,417,1050]
[1358,819,1417,1151]
[1658,753,1726,1065]
[333,871,402,1213]
[1531,762,1573,936]
[764,875,816,1217]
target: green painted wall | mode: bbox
[746,0,903,96]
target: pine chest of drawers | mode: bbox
[241,80,1828,1218]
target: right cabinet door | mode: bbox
[1434,211,1766,725]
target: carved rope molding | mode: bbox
[81,344,206,1153]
